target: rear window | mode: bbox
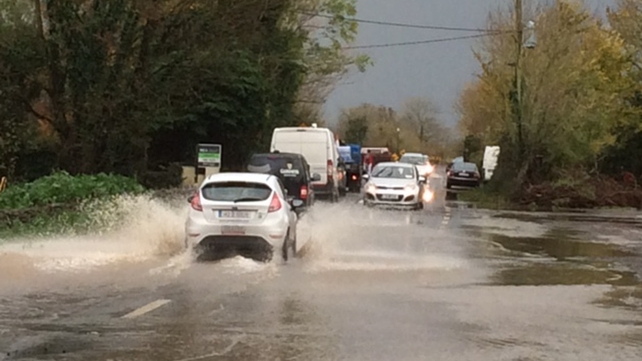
[399,155,426,165]
[201,182,272,202]
[453,162,478,172]
[247,155,305,179]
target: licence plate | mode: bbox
[381,194,398,200]
[218,210,253,219]
[221,225,245,235]
[459,172,469,177]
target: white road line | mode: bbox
[121,299,171,319]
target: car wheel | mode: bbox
[281,229,290,262]
[291,229,298,258]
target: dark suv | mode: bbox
[247,152,320,214]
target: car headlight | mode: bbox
[365,183,376,193]
[405,183,418,192]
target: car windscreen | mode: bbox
[453,162,478,172]
[247,156,305,180]
[399,155,426,165]
[372,166,415,179]
[201,182,272,202]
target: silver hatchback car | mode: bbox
[185,173,304,262]
[361,162,429,210]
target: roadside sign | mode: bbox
[197,144,221,168]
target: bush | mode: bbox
[141,163,184,190]
[0,171,144,210]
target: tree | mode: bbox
[400,97,441,146]
[458,1,633,187]
[0,0,369,180]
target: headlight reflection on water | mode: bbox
[422,189,434,202]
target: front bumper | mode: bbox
[363,189,420,208]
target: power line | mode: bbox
[343,33,503,50]
[301,12,511,34]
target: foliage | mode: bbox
[0,172,144,210]
[0,0,368,180]
[458,1,635,190]
[337,100,460,159]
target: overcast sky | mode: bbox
[322,0,615,127]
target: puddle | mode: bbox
[492,263,639,286]
[465,226,636,260]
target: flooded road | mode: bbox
[1,175,642,360]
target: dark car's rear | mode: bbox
[446,162,481,189]
[247,153,314,210]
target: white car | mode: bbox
[185,173,304,262]
[398,152,434,176]
[362,162,431,210]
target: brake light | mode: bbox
[268,192,282,212]
[351,174,358,180]
[300,185,308,200]
[191,193,203,211]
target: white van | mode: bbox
[482,146,500,181]
[270,126,341,202]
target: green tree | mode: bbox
[459,1,633,187]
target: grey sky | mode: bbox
[323,0,615,128]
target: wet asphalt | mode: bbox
[1,171,642,360]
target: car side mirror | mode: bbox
[291,199,304,208]
[312,173,321,181]
[362,174,370,181]
[418,176,427,183]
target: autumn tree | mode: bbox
[602,0,642,176]
[459,1,633,186]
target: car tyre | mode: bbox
[281,229,291,262]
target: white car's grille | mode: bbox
[376,185,404,190]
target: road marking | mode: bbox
[121,299,171,319]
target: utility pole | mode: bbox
[514,0,524,161]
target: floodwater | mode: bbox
[1,174,642,360]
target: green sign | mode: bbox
[197,144,221,168]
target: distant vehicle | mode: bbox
[482,146,500,181]
[398,152,434,177]
[270,126,342,202]
[340,144,362,192]
[446,156,465,172]
[361,162,429,210]
[446,162,481,189]
[185,173,304,262]
[246,152,320,215]
[361,147,390,155]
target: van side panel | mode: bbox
[271,129,331,186]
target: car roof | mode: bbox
[401,152,425,157]
[205,172,273,183]
[251,152,304,159]
[375,162,414,168]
